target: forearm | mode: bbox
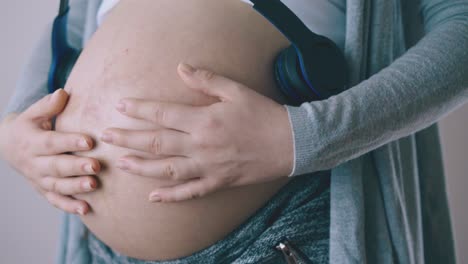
[286,14,468,176]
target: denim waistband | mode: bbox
[88,171,331,264]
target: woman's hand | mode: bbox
[0,89,100,215]
[101,63,294,202]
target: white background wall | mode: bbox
[0,1,467,263]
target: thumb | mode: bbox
[177,63,243,102]
[23,88,69,121]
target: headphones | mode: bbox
[249,0,348,105]
[49,0,348,105]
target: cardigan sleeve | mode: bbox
[284,0,468,177]
[1,0,88,119]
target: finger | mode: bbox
[116,98,201,132]
[177,63,244,102]
[117,156,200,181]
[40,176,97,196]
[148,178,223,203]
[35,131,94,155]
[35,155,100,178]
[23,89,69,122]
[44,192,90,215]
[101,128,192,156]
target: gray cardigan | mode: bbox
[3,0,468,263]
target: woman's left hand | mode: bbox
[101,63,294,202]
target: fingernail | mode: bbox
[78,139,90,149]
[149,193,162,202]
[48,90,60,101]
[180,63,196,75]
[41,121,52,130]
[84,163,95,174]
[101,132,113,143]
[116,102,126,113]
[76,207,85,215]
[117,159,130,171]
[83,181,94,191]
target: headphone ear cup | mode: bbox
[275,48,303,105]
[275,46,318,104]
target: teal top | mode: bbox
[2,0,468,263]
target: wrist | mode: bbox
[1,112,19,124]
[0,113,18,156]
[275,105,295,178]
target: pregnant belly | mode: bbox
[55,0,292,261]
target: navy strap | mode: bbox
[59,0,69,16]
[48,3,71,93]
[250,0,319,47]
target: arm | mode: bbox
[284,0,468,176]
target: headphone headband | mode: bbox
[250,0,320,48]
[59,0,70,16]
[49,0,78,93]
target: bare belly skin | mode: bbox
[55,0,293,261]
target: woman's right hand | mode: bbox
[0,89,100,215]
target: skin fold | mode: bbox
[54,0,294,261]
